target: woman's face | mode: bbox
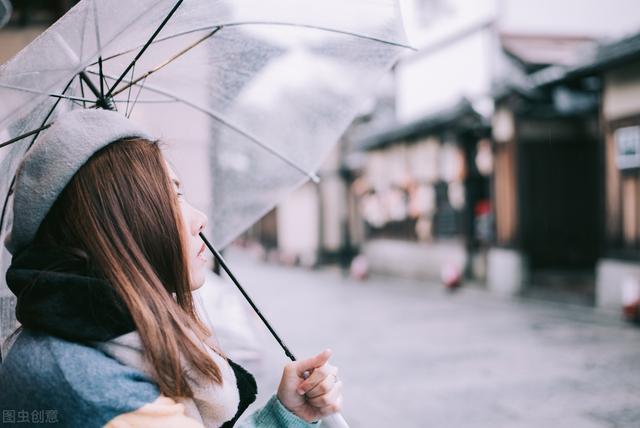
[165,160,209,290]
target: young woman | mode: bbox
[0,109,342,427]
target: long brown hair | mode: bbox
[35,138,222,398]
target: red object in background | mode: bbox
[441,262,462,291]
[474,199,491,216]
[621,278,640,323]
[623,302,639,322]
[350,254,369,281]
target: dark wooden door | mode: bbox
[518,116,600,270]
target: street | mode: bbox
[221,250,640,428]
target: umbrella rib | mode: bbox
[78,1,89,62]
[91,0,106,103]
[91,21,414,67]
[0,124,52,149]
[78,74,87,108]
[0,83,96,104]
[0,76,172,112]
[78,71,102,98]
[0,67,78,77]
[98,56,105,99]
[114,98,175,104]
[225,21,415,50]
[91,0,102,55]
[110,27,222,98]
[124,63,135,117]
[105,0,185,99]
[89,71,320,183]
[126,75,147,118]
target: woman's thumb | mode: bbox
[295,349,332,375]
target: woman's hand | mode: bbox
[276,349,343,423]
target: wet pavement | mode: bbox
[219,250,640,428]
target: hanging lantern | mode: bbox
[475,138,493,176]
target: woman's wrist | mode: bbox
[276,392,321,424]
[262,395,319,426]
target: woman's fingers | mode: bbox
[302,365,339,398]
[318,394,344,416]
[294,349,332,377]
[306,379,343,410]
[276,349,344,423]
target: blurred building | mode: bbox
[360,1,640,309]
[249,0,640,313]
[349,99,489,281]
[489,44,602,302]
[339,0,638,291]
[571,34,640,311]
[482,30,640,310]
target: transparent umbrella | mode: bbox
[0,1,411,425]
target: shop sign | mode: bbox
[615,125,640,170]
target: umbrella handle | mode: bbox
[301,371,350,428]
[322,413,350,428]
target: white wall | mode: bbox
[400,0,497,49]
[277,182,319,257]
[396,0,640,123]
[396,26,494,122]
[603,60,640,121]
[402,0,640,46]
[321,174,346,252]
[500,0,640,39]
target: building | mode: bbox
[349,100,490,281]
[562,33,640,311]
[338,0,640,305]
[340,0,614,284]
[488,43,602,302]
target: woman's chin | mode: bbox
[190,274,206,290]
[189,264,207,290]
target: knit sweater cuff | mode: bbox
[255,395,320,427]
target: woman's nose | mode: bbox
[192,208,208,235]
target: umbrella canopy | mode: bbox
[0,4,410,424]
[0,0,408,270]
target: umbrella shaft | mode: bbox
[199,232,297,362]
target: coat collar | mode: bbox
[6,243,135,342]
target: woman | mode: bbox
[0,109,342,427]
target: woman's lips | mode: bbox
[197,243,205,257]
